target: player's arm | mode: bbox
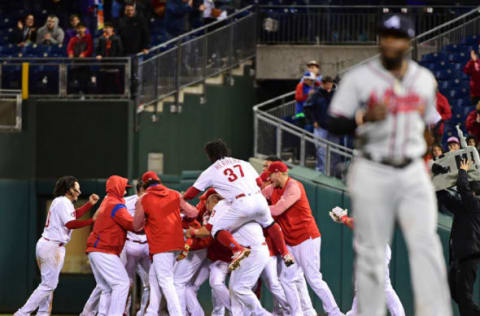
[65,218,94,229]
[111,203,135,231]
[261,183,274,200]
[269,180,301,216]
[329,206,353,229]
[133,198,146,231]
[183,168,212,200]
[179,194,199,218]
[185,225,211,238]
[457,159,479,210]
[74,194,100,218]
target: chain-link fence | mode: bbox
[138,6,256,108]
[0,89,21,132]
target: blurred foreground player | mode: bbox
[183,139,293,271]
[327,14,451,316]
[15,176,99,316]
[329,207,405,316]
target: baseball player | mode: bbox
[327,14,452,316]
[329,207,405,316]
[183,139,293,271]
[263,161,344,316]
[15,176,99,316]
[86,175,138,316]
[133,171,198,316]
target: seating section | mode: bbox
[419,35,480,145]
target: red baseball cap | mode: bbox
[260,171,271,182]
[268,161,288,173]
[142,171,161,183]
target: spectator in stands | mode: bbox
[67,24,93,94]
[96,22,124,94]
[153,0,167,18]
[190,0,206,29]
[11,14,37,46]
[436,159,480,316]
[117,3,150,55]
[67,24,93,58]
[464,50,480,105]
[64,14,90,46]
[432,143,444,160]
[202,0,227,25]
[305,76,338,174]
[436,90,452,142]
[165,0,194,38]
[448,137,461,152]
[429,143,445,174]
[36,15,65,45]
[131,0,154,21]
[306,60,322,82]
[294,71,317,128]
[466,102,480,142]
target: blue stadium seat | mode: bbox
[461,35,480,46]
[443,44,467,53]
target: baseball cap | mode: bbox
[142,171,161,183]
[268,161,288,174]
[307,60,319,67]
[303,72,316,81]
[447,136,460,144]
[260,171,271,182]
[378,14,415,39]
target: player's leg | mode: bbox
[36,293,53,316]
[278,254,303,316]
[15,239,66,316]
[174,249,207,315]
[152,251,183,315]
[396,161,452,316]
[229,246,272,316]
[88,254,112,316]
[209,260,231,315]
[295,271,317,316]
[384,246,405,316]
[136,251,151,316]
[291,237,342,316]
[185,258,209,316]
[79,285,102,316]
[261,256,289,312]
[88,252,130,316]
[145,264,162,316]
[348,159,396,316]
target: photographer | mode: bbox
[437,159,480,316]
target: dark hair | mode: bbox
[265,156,281,162]
[467,136,476,144]
[124,2,135,7]
[47,14,57,19]
[69,14,80,21]
[432,142,443,150]
[104,21,114,29]
[322,76,334,83]
[76,23,86,29]
[470,181,480,195]
[204,139,230,163]
[136,179,144,192]
[53,176,78,197]
[143,179,161,190]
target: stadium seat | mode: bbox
[461,35,480,46]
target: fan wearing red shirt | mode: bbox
[262,162,343,316]
[85,175,135,316]
[133,171,198,316]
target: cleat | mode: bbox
[228,248,251,271]
[282,253,295,267]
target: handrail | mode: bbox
[137,5,254,58]
[258,5,477,8]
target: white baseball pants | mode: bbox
[348,158,452,316]
[261,256,289,312]
[229,244,272,316]
[209,260,231,316]
[174,248,207,315]
[152,252,183,315]
[88,252,130,316]
[185,258,210,316]
[16,238,66,316]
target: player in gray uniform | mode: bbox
[327,15,452,316]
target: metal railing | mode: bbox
[137,6,256,108]
[258,5,475,45]
[0,89,22,132]
[253,91,354,177]
[0,57,131,99]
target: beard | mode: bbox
[382,55,404,70]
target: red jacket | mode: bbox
[464,59,480,97]
[436,91,452,136]
[466,109,480,140]
[141,184,184,255]
[270,178,320,246]
[86,176,134,255]
[67,33,93,57]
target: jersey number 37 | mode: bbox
[224,164,245,182]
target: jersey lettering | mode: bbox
[223,164,245,182]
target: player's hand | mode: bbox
[329,211,342,223]
[329,206,347,223]
[89,194,100,205]
[460,158,472,171]
[185,228,196,238]
[364,102,388,122]
[471,50,478,61]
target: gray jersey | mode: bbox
[329,57,441,161]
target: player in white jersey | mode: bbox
[183,139,293,271]
[15,176,99,316]
[327,15,451,316]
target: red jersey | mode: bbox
[86,176,134,255]
[141,184,184,255]
[267,178,320,246]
